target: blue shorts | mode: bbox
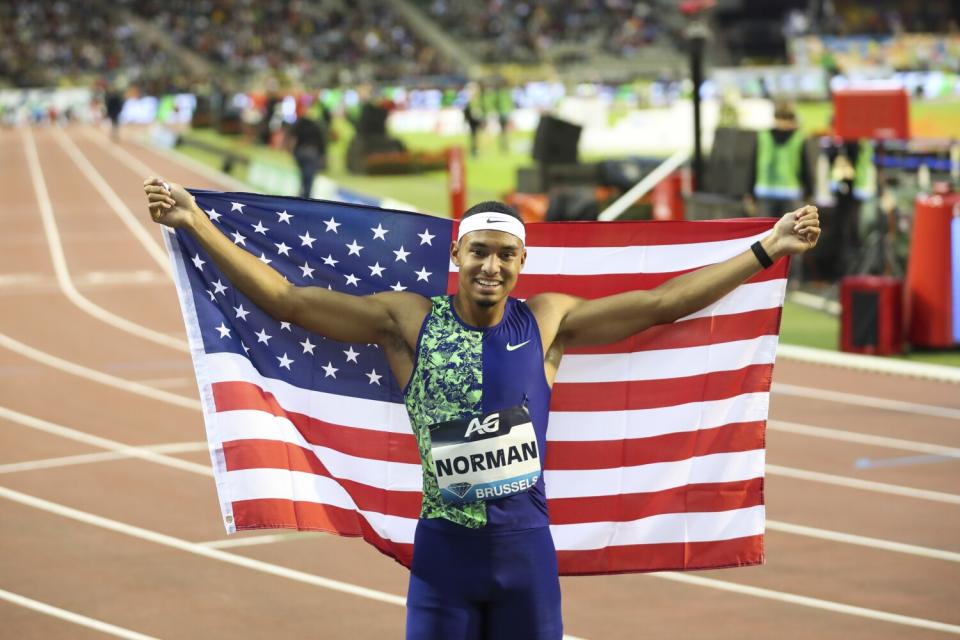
[406,520,563,640]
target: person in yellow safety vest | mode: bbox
[852,139,876,201]
[750,101,811,218]
[483,84,513,153]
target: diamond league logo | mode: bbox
[446,482,473,499]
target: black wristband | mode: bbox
[751,241,774,269]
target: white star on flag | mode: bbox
[277,210,293,223]
[368,263,385,277]
[418,229,435,245]
[280,322,292,331]
[390,281,407,291]
[275,242,291,256]
[215,322,231,338]
[252,221,269,235]
[192,254,205,270]
[205,207,222,222]
[212,280,228,295]
[230,202,245,213]
[371,224,388,240]
[258,253,272,265]
[393,246,410,262]
[343,346,359,363]
[300,338,316,354]
[414,267,432,282]
[299,231,316,248]
[366,369,382,385]
[206,289,215,302]
[324,217,341,233]
[345,273,360,287]
[233,304,250,321]
[277,353,293,370]
[231,231,247,246]
[322,254,338,267]
[300,262,315,278]
[240,342,250,354]
[346,240,363,256]
[322,362,338,378]
[255,329,272,345]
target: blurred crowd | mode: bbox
[796,0,960,36]
[415,0,666,63]
[0,1,195,92]
[0,0,448,90]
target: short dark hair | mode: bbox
[462,201,524,224]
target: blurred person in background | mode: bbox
[286,108,330,199]
[749,101,811,218]
[105,88,125,142]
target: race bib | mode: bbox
[429,405,541,505]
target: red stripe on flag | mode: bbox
[212,381,420,464]
[556,534,764,575]
[223,439,422,518]
[231,498,415,566]
[567,308,782,354]
[454,219,778,247]
[550,364,773,412]
[447,262,787,298]
[546,421,765,470]
[548,478,763,524]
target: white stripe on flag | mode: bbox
[547,392,770,442]
[522,232,769,275]
[679,279,787,321]
[545,449,765,499]
[224,468,417,543]
[550,505,766,550]
[555,335,779,384]
[204,352,411,433]
[217,410,422,490]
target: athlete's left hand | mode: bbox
[771,205,821,255]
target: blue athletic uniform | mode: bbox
[403,295,562,639]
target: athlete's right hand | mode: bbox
[143,177,197,229]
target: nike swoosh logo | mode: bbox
[486,218,507,224]
[506,340,530,351]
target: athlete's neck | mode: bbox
[452,293,507,328]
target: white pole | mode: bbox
[597,149,690,221]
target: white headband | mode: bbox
[456,211,526,244]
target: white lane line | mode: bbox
[768,420,960,457]
[0,484,950,638]
[772,382,960,420]
[199,532,323,549]
[135,376,194,389]
[0,331,200,411]
[0,588,160,640]
[777,343,960,384]
[48,127,172,275]
[6,404,960,566]
[767,464,960,504]
[0,484,406,607]
[652,572,960,635]
[766,520,960,562]
[0,405,210,476]
[0,442,207,475]
[21,128,188,353]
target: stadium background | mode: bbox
[1,0,959,638]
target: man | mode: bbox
[749,101,811,218]
[144,179,820,639]
[285,113,329,199]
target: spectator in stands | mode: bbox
[286,113,329,199]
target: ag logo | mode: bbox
[464,412,500,438]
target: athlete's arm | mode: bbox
[533,206,820,354]
[143,177,428,346]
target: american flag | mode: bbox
[164,189,788,575]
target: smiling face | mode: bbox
[451,230,526,309]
